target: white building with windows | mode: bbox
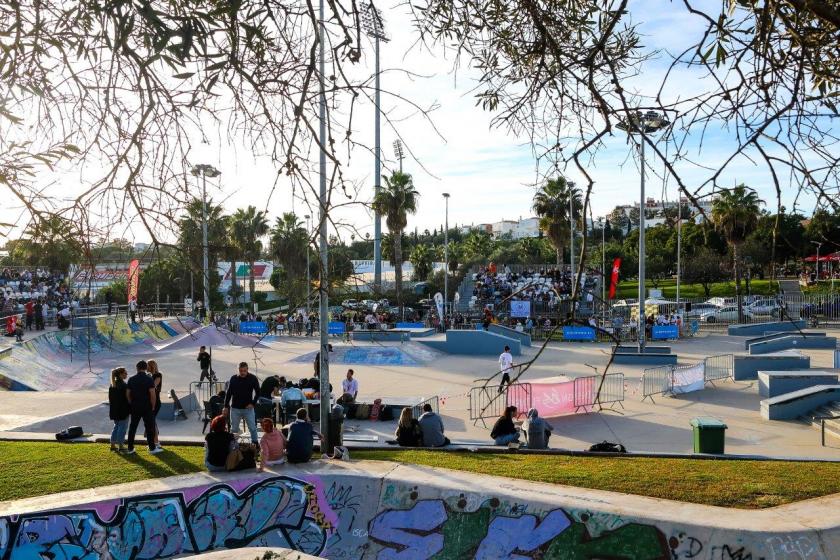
[461,216,541,239]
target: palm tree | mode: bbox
[409,243,433,281]
[372,171,419,310]
[269,212,309,305]
[532,177,582,267]
[712,184,764,322]
[228,206,269,302]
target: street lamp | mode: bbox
[676,196,682,304]
[812,241,823,281]
[305,214,311,314]
[393,140,404,172]
[568,182,576,286]
[617,110,671,350]
[443,193,450,326]
[317,0,331,450]
[599,217,606,305]
[361,1,389,295]
[190,163,221,320]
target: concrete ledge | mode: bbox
[733,352,811,381]
[758,370,840,398]
[728,320,806,336]
[744,331,826,350]
[761,384,840,420]
[488,323,532,347]
[351,330,408,342]
[612,352,678,365]
[419,329,522,356]
[749,335,837,355]
[1,460,840,559]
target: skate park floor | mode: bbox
[1,327,840,459]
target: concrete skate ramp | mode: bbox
[289,342,442,366]
[0,317,199,391]
[153,325,269,352]
[1,461,838,559]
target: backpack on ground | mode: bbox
[354,403,370,420]
[369,398,383,421]
[588,441,627,453]
[55,426,84,441]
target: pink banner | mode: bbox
[509,378,593,417]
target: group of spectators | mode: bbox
[108,359,165,455]
[2,268,77,338]
[468,264,600,312]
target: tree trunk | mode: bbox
[734,243,744,323]
[249,260,256,304]
[394,231,403,315]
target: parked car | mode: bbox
[341,299,359,309]
[701,306,753,323]
[682,303,720,318]
[705,297,735,307]
[747,298,782,316]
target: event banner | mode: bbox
[563,326,596,341]
[507,378,594,417]
[671,363,705,395]
[434,292,444,322]
[510,300,531,318]
[608,257,621,299]
[127,259,140,303]
[651,325,680,340]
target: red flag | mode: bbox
[608,258,621,299]
[127,259,141,303]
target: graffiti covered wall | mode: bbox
[0,466,835,559]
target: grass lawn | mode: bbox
[613,279,779,299]
[3,442,840,509]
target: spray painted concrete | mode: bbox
[1,460,838,559]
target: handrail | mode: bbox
[815,415,840,447]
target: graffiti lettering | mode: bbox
[766,536,825,560]
[368,499,671,560]
[0,476,332,560]
[711,544,754,560]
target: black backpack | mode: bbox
[55,426,84,441]
[588,441,627,453]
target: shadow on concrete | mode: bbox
[668,383,760,412]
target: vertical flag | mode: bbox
[608,258,621,299]
[127,259,140,303]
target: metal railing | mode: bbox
[411,395,440,420]
[189,380,226,418]
[592,373,625,410]
[468,382,532,427]
[817,416,840,447]
[641,365,673,403]
[704,354,734,385]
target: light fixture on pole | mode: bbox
[812,241,823,280]
[568,181,576,294]
[361,1,389,296]
[617,110,671,351]
[443,192,450,327]
[305,214,311,315]
[393,140,404,173]
[676,196,682,304]
[317,0,331,450]
[190,163,221,319]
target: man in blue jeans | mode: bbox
[223,362,261,444]
[125,360,160,455]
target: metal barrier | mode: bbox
[468,382,532,427]
[641,366,673,403]
[411,395,440,420]
[189,380,226,417]
[704,354,734,385]
[593,373,626,410]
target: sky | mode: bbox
[0,1,825,246]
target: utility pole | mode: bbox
[443,192,450,325]
[317,0,331,451]
[190,164,221,319]
[305,214,311,315]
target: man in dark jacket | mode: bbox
[125,360,160,455]
[223,362,260,444]
[197,346,214,382]
[286,408,323,463]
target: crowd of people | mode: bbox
[468,263,600,312]
[1,268,76,337]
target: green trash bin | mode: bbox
[690,417,727,454]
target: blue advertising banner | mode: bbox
[239,321,268,334]
[510,300,531,318]
[652,325,680,340]
[396,322,425,329]
[328,321,346,335]
[562,326,596,341]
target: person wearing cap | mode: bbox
[223,362,261,444]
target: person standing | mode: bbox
[223,362,261,444]
[128,297,138,323]
[497,345,515,393]
[148,360,164,451]
[24,299,34,331]
[34,299,44,330]
[125,360,160,455]
[108,367,130,452]
[197,346,213,382]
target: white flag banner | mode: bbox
[671,363,705,395]
[434,292,444,322]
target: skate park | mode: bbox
[1,312,839,460]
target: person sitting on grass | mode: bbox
[285,408,323,464]
[418,403,450,447]
[490,406,521,446]
[204,415,235,472]
[258,418,287,471]
[395,407,423,447]
[522,408,553,449]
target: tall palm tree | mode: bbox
[228,206,269,302]
[269,212,309,305]
[532,177,582,267]
[712,184,764,322]
[372,171,419,310]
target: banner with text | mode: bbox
[671,363,705,395]
[608,257,621,299]
[510,300,531,318]
[127,259,140,303]
[562,326,596,341]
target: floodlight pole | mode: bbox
[318,0,331,451]
[191,164,220,319]
[569,182,575,294]
[638,136,647,350]
[676,197,682,304]
[443,192,450,326]
[305,214,311,315]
